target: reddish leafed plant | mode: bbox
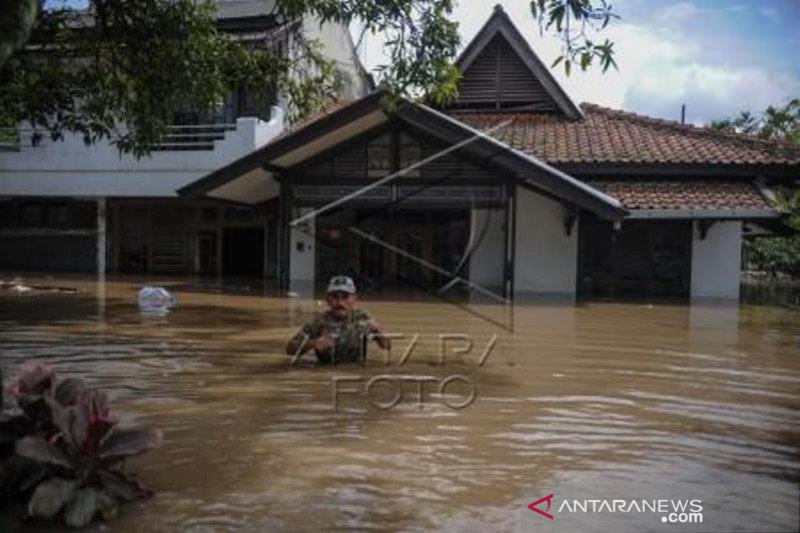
[1,363,161,528]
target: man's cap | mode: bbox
[327,275,356,294]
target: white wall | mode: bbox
[514,187,578,297]
[468,208,506,289]
[300,18,372,100]
[289,208,316,295]
[691,220,742,300]
[0,110,284,198]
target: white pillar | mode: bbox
[690,220,742,300]
[289,207,316,296]
[96,197,107,320]
[96,197,107,275]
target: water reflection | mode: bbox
[0,275,798,531]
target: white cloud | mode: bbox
[657,2,701,26]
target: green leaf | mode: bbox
[98,428,162,462]
[54,378,87,407]
[15,436,72,469]
[97,489,120,521]
[27,477,76,518]
[64,487,99,528]
[98,470,151,502]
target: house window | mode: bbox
[367,133,392,177]
[19,203,44,227]
[398,133,421,177]
[48,204,69,228]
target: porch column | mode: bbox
[289,207,316,296]
[96,197,107,319]
[690,220,742,300]
[96,197,107,275]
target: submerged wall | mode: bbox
[691,220,742,300]
[514,187,577,297]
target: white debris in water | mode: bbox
[0,279,33,293]
[138,286,176,315]
[286,291,300,298]
[10,283,32,293]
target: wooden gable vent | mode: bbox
[455,34,557,112]
[448,5,582,119]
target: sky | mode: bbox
[354,0,800,125]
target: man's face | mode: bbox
[326,291,355,319]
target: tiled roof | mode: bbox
[587,179,773,211]
[451,104,800,166]
[271,99,354,141]
[216,0,275,19]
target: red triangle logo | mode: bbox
[528,493,555,520]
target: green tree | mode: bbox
[714,100,800,278]
[0,0,338,156]
[0,1,619,155]
[711,99,800,143]
[530,0,618,75]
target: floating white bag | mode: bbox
[137,286,176,311]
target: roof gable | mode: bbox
[450,5,582,119]
[180,91,624,219]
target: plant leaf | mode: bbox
[98,428,162,462]
[44,392,72,442]
[98,470,151,502]
[15,436,71,468]
[27,477,76,518]
[97,489,120,520]
[54,378,86,407]
[64,487,99,528]
[17,460,50,493]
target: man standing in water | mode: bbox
[286,276,391,364]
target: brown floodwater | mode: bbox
[1,275,799,531]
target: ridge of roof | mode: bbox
[580,102,800,154]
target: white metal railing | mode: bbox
[149,123,236,150]
[0,123,238,152]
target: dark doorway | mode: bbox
[578,219,692,299]
[223,227,264,277]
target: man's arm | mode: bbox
[286,323,335,356]
[286,331,311,356]
[367,319,391,351]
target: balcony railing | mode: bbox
[0,123,239,153]
[149,123,237,151]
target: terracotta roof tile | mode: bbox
[450,104,800,166]
[587,180,773,211]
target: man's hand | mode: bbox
[367,320,391,351]
[311,336,335,354]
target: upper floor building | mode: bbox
[0,0,371,199]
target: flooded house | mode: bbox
[3,5,798,301]
[181,6,799,301]
[0,0,370,278]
